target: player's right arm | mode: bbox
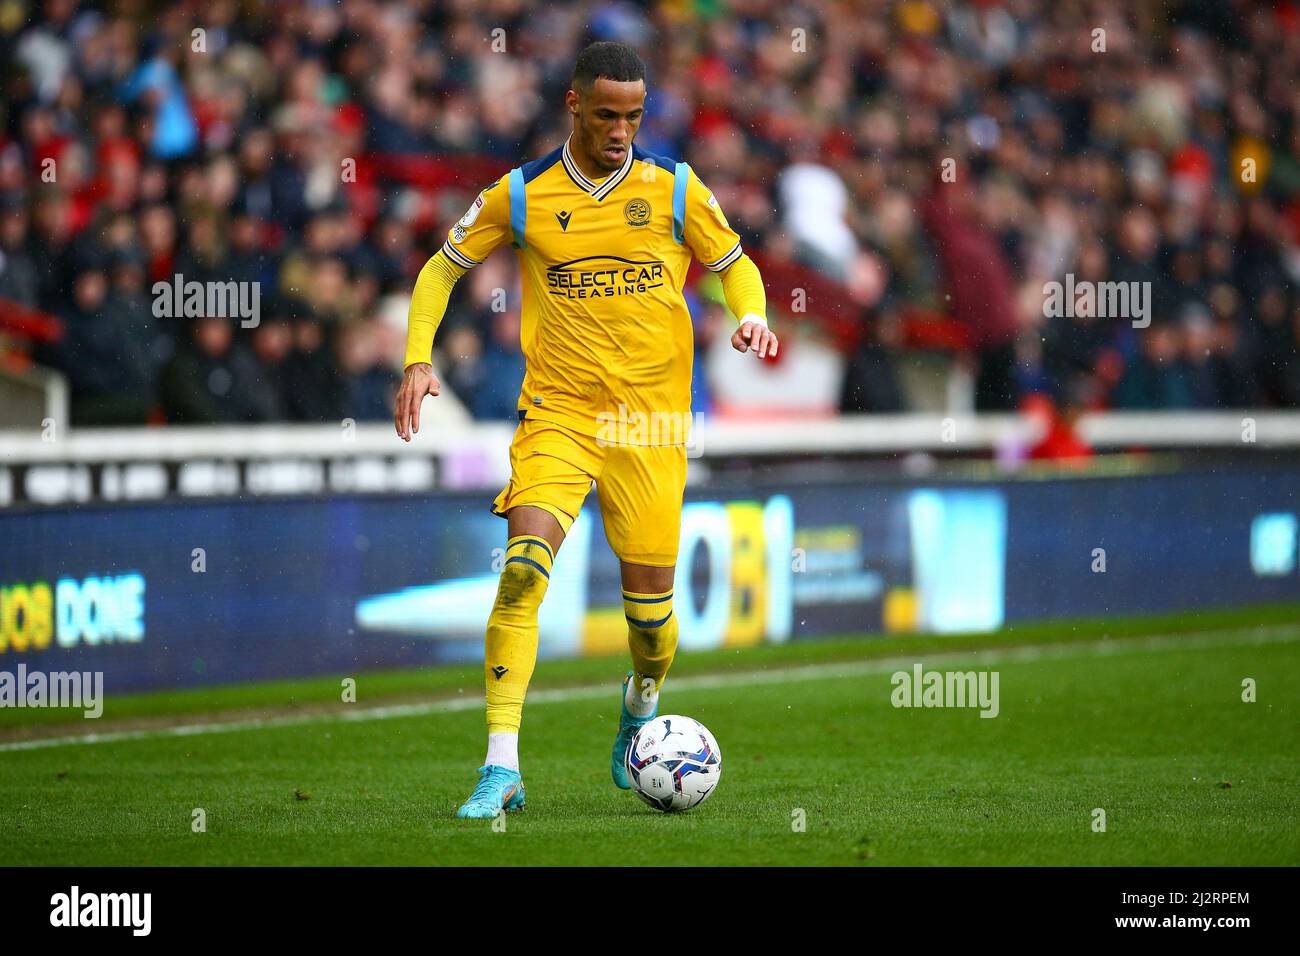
[395,175,513,441]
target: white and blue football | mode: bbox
[624,714,722,812]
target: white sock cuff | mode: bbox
[485,732,519,772]
[625,676,658,718]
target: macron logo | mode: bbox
[50,886,151,936]
[555,210,573,231]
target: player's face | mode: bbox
[570,78,645,172]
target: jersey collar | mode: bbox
[562,137,633,202]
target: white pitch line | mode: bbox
[1,623,1296,753]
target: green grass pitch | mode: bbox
[2,606,1297,866]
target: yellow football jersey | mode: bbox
[438,138,746,445]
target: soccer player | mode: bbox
[394,41,777,818]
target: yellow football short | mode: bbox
[490,416,688,567]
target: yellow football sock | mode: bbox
[623,589,678,708]
[484,536,553,734]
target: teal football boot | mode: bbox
[611,672,658,790]
[456,764,526,819]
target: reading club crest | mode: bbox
[624,198,651,227]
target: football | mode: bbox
[624,715,722,812]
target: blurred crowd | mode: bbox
[1,0,1299,427]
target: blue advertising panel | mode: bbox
[1,466,1297,693]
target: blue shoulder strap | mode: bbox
[508,166,527,249]
[672,162,689,245]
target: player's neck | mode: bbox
[566,133,613,184]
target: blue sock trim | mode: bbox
[504,555,550,578]
[622,591,672,604]
[509,536,554,562]
[626,610,673,629]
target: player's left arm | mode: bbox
[681,169,778,359]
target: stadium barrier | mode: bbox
[0,364,67,434]
[2,412,1300,507]
[2,416,1298,692]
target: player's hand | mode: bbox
[394,362,441,442]
[732,319,779,359]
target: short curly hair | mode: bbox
[571,41,646,93]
